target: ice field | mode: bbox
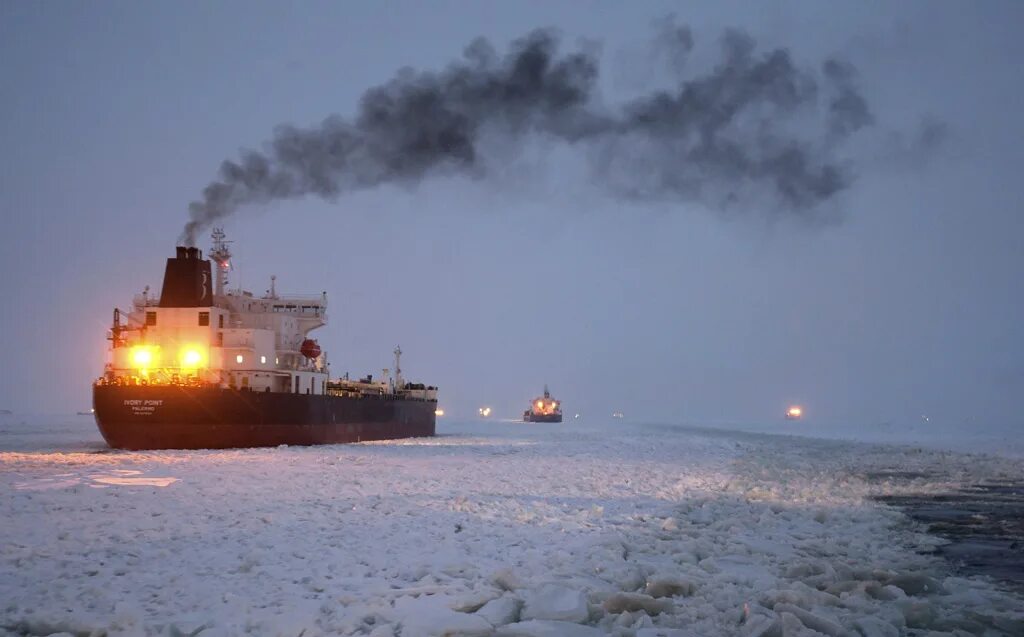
[1,415,1022,636]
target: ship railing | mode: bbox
[270,294,325,305]
[321,388,438,402]
[132,294,160,308]
[95,374,216,388]
[270,309,327,321]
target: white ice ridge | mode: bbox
[0,419,1022,636]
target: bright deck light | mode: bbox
[130,346,154,368]
[181,347,205,368]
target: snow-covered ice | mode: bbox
[1,415,1022,636]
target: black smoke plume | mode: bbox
[182,26,873,245]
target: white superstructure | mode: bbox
[102,230,436,401]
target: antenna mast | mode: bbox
[209,228,233,298]
[394,345,403,390]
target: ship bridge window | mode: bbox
[218,314,224,328]
[198,311,209,326]
[145,311,157,326]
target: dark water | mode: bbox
[874,480,1024,591]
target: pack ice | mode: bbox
[1,417,1021,636]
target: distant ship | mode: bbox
[76,409,95,416]
[523,385,562,423]
[92,230,437,450]
[785,406,803,420]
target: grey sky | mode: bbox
[1,1,1021,428]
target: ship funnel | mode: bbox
[160,246,213,307]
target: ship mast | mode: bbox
[209,228,233,298]
[394,345,403,390]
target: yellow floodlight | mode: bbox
[180,346,206,369]
[130,346,155,369]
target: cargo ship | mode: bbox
[523,385,562,423]
[92,230,437,450]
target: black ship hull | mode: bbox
[93,385,436,450]
[523,412,563,423]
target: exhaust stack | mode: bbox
[159,246,212,308]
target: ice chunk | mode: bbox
[784,560,837,587]
[614,610,635,626]
[884,573,943,596]
[601,592,674,615]
[779,612,805,635]
[399,607,493,637]
[852,616,900,637]
[636,629,698,637]
[824,580,862,596]
[598,564,646,591]
[759,584,839,610]
[898,600,936,629]
[520,584,590,623]
[742,613,783,637]
[864,583,905,601]
[165,618,214,636]
[492,568,526,592]
[773,604,844,637]
[631,612,654,629]
[645,576,697,598]
[495,619,604,637]
[395,594,494,637]
[449,588,502,613]
[3,618,100,637]
[476,595,523,627]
